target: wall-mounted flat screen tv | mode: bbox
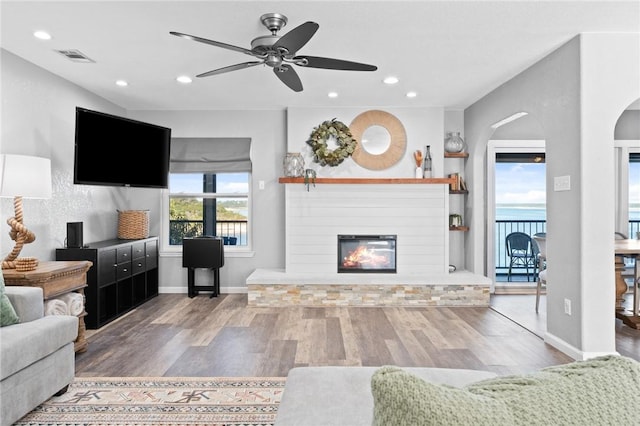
[74,107,171,188]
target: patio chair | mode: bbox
[505,232,536,282]
[533,234,547,313]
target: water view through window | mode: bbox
[496,161,640,222]
[169,173,249,246]
[495,159,639,278]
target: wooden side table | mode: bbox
[3,260,93,353]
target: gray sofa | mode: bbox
[276,356,640,425]
[275,366,497,426]
[0,286,78,426]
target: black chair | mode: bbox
[182,236,224,298]
[505,232,536,282]
[533,234,547,313]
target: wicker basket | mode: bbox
[117,210,149,240]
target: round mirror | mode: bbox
[361,125,391,155]
[350,110,406,170]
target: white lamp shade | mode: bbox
[0,154,52,199]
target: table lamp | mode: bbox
[0,154,52,269]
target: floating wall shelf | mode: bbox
[279,177,456,185]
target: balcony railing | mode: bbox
[169,219,247,246]
[168,218,638,268]
[496,219,639,278]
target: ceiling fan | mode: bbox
[170,13,377,92]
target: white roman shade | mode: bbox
[170,137,252,173]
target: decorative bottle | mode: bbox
[444,132,466,153]
[283,152,305,177]
[423,145,432,178]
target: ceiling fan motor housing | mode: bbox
[251,34,284,56]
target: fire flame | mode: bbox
[343,245,390,268]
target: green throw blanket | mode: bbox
[371,355,640,425]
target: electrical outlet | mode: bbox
[564,298,572,315]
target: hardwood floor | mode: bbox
[76,294,574,378]
[491,294,640,361]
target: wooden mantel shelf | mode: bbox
[279,177,456,185]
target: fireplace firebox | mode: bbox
[337,235,397,273]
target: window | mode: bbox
[486,140,545,287]
[494,151,546,282]
[169,173,249,246]
[165,138,251,248]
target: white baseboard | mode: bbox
[544,331,619,360]
[158,287,248,294]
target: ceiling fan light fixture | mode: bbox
[176,75,192,84]
[265,54,283,68]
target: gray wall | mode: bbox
[0,49,287,291]
[129,110,286,291]
[464,34,640,359]
[0,49,158,258]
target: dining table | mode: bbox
[614,238,640,329]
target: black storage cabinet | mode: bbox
[182,236,224,298]
[56,237,159,329]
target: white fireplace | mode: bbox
[246,178,491,307]
[284,181,449,275]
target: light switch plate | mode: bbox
[554,175,571,191]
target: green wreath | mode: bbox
[306,118,357,167]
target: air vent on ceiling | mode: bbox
[55,49,95,63]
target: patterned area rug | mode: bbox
[15,376,286,426]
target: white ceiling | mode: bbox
[1,1,639,111]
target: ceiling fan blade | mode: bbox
[295,56,377,71]
[273,65,303,92]
[170,31,255,56]
[272,22,319,55]
[197,61,263,78]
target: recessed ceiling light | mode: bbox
[328,91,338,98]
[115,80,128,87]
[383,76,399,85]
[33,31,52,40]
[176,75,192,84]
[406,91,417,98]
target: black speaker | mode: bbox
[66,222,83,248]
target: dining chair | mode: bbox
[505,232,536,282]
[533,234,547,313]
[614,232,636,295]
